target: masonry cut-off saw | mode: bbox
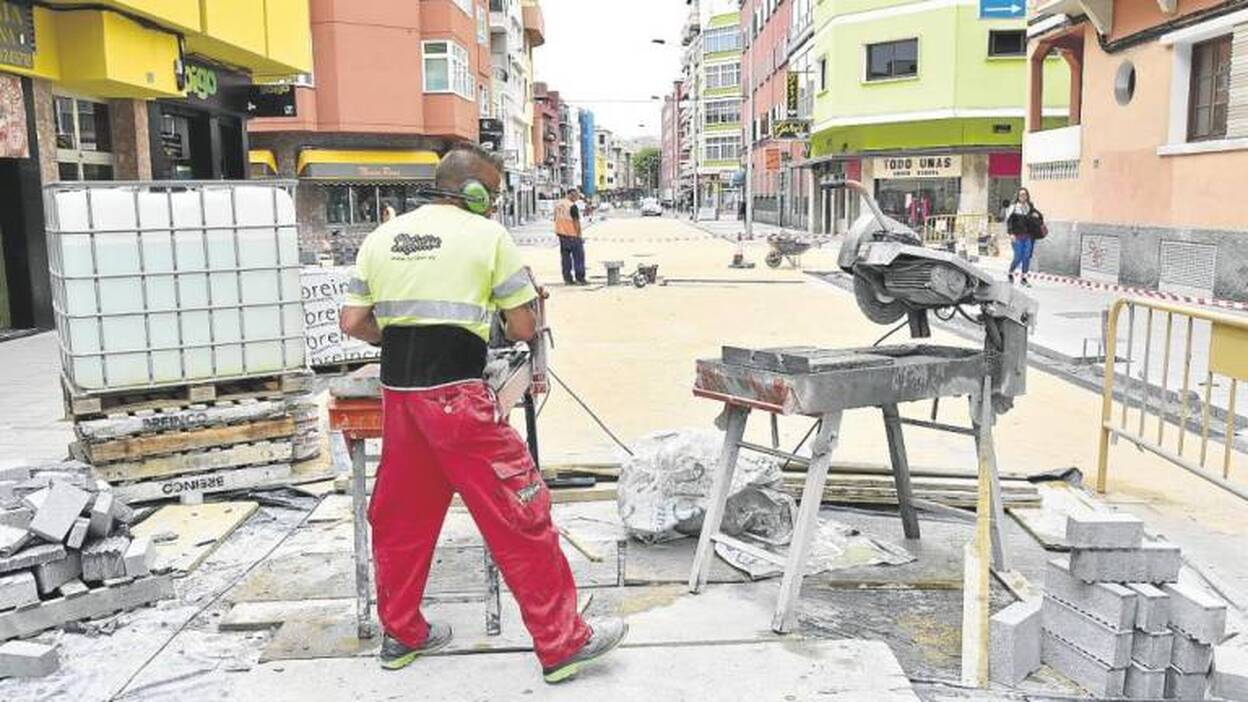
[832,180,1037,412]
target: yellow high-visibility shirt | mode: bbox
[344,204,537,341]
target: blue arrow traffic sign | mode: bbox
[980,0,1025,19]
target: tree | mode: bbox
[632,147,661,196]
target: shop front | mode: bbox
[150,59,250,181]
[294,149,440,263]
[871,155,963,228]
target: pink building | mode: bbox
[660,81,682,204]
[742,0,812,230]
[1026,0,1248,300]
[249,0,495,258]
[533,82,562,199]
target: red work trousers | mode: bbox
[369,380,590,668]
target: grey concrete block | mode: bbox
[1164,582,1228,645]
[990,599,1042,686]
[0,543,66,575]
[1129,583,1171,633]
[1042,595,1133,667]
[0,466,31,483]
[32,552,81,596]
[0,507,33,530]
[19,488,48,512]
[1041,630,1127,698]
[28,482,91,544]
[66,518,89,550]
[0,640,58,678]
[1166,666,1209,700]
[1065,512,1144,549]
[81,536,129,583]
[1044,558,1137,630]
[0,571,38,611]
[1132,629,1174,669]
[112,498,135,525]
[1213,645,1248,701]
[58,579,88,599]
[0,525,29,557]
[1125,662,1167,700]
[87,492,114,538]
[1068,542,1182,584]
[123,537,153,578]
[1172,632,1215,674]
[0,574,174,641]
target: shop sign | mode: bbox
[0,1,34,70]
[247,84,297,118]
[479,118,504,152]
[302,162,437,181]
[180,59,250,114]
[764,148,781,172]
[785,73,799,118]
[874,155,961,179]
[772,119,810,140]
[0,73,27,158]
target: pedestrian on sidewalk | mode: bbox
[339,145,626,683]
[1006,187,1044,287]
[554,188,587,285]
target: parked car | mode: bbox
[640,198,663,217]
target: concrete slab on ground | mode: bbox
[228,639,922,702]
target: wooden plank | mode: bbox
[110,464,294,504]
[550,485,617,504]
[0,575,174,642]
[94,441,293,482]
[75,400,287,441]
[130,502,259,574]
[65,372,312,420]
[86,418,295,463]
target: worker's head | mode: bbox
[565,188,579,201]
[435,144,505,216]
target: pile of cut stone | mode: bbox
[991,513,1247,700]
[0,461,174,678]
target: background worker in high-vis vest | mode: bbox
[553,188,586,285]
[339,144,626,684]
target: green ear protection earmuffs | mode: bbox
[459,180,492,215]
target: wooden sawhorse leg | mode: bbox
[772,411,844,633]
[688,405,750,594]
[348,435,375,640]
[881,404,921,540]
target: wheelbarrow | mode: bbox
[764,233,814,269]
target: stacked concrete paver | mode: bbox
[992,512,1242,699]
[0,460,174,676]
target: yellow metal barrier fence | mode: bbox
[1097,298,1248,501]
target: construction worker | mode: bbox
[339,143,627,683]
[553,187,586,285]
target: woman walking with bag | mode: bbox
[1006,187,1045,287]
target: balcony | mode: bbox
[1024,125,1082,165]
[522,3,545,48]
[490,9,507,33]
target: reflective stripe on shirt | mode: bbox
[373,299,489,324]
[491,268,531,300]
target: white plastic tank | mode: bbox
[46,181,306,392]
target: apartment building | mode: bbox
[489,0,544,222]
[249,0,492,258]
[0,0,311,330]
[660,81,683,204]
[1025,0,1248,301]
[805,0,1068,235]
[697,8,744,218]
[579,108,597,196]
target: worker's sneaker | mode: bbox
[542,617,628,684]
[379,622,453,671]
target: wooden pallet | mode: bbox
[74,399,290,442]
[82,418,296,464]
[63,372,313,419]
[110,463,294,504]
[91,440,293,483]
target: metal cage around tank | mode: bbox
[44,180,307,394]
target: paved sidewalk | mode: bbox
[0,332,73,465]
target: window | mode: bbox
[703,27,741,54]
[817,56,828,92]
[477,5,488,45]
[705,63,740,90]
[865,39,918,81]
[453,0,473,16]
[1187,35,1232,142]
[704,134,740,162]
[423,41,474,99]
[988,30,1026,58]
[704,100,740,126]
[479,84,490,117]
[327,184,429,225]
[53,96,114,181]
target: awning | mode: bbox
[249,150,278,175]
[296,149,440,181]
